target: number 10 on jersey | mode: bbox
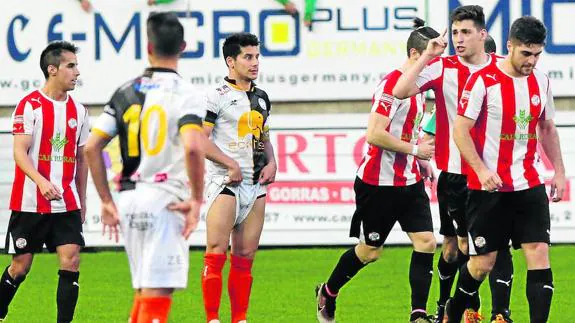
[123,104,167,157]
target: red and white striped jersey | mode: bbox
[357,70,424,186]
[416,54,497,174]
[458,63,554,192]
[10,90,91,213]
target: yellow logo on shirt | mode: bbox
[238,111,264,140]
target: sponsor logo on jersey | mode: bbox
[50,133,69,152]
[238,111,264,140]
[513,110,534,130]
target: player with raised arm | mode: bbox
[394,6,514,322]
[200,32,277,323]
[85,12,207,323]
[0,41,89,323]
[315,19,438,323]
[445,16,563,323]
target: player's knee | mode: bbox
[60,253,81,271]
[355,244,382,263]
[523,242,550,269]
[206,241,228,254]
[442,238,458,262]
[469,254,496,279]
[457,239,469,254]
[9,260,31,278]
[413,234,436,253]
[232,248,257,259]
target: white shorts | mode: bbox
[204,175,267,226]
[119,185,189,289]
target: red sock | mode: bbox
[228,254,254,323]
[137,296,172,323]
[129,295,141,323]
[202,253,227,322]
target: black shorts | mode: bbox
[437,172,468,238]
[350,178,433,247]
[466,185,550,255]
[5,210,85,254]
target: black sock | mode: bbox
[526,268,553,323]
[409,251,434,319]
[437,254,459,305]
[450,263,483,321]
[57,270,80,323]
[457,249,469,267]
[0,266,25,319]
[325,248,367,296]
[489,248,513,315]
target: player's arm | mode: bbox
[12,102,62,200]
[75,146,88,221]
[75,110,91,222]
[14,135,62,200]
[453,75,502,191]
[85,107,121,241]
[538,82,565,201]
[393,29,448,99]
[203,94,243,184]
[179,123,206,205]
[258,124,277,185]
[366,93,433,159]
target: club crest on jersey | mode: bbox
[531,94,540,106]
[68,118,77,129]
[258,98,267,110]
[15,238,27,249]
[216,85,231,95]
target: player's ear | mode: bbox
[180,41,187,54]
[147,42,153,56]
[226,56,234,69]
[506,40,513,53]
[48,65,58,77]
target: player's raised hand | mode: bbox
[415,138,435,160]
[37,177,62,201]
[550,172,566,202]
[478,168,503,192]
[425,28,448,58]
[259,160,277,185]
[101,200,120,242]
[225,161,243,186]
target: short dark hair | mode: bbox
[39,41,78,79]
[222,33,260,65]
[450,5,486,30]
[484,34,497,53]
[406,18,440,57]
[509,16,546,46]
[147,12,184,57]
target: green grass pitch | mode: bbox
[0,245,574,322]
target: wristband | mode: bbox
[411,145,419,156]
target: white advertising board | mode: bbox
[0,113,574,246]
[0,0,573,106]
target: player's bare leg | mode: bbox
[408,232,436,322]
[522,242,552,323]
[203,194,237,323]
[0,254,33,320]
[229,197,266,323]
